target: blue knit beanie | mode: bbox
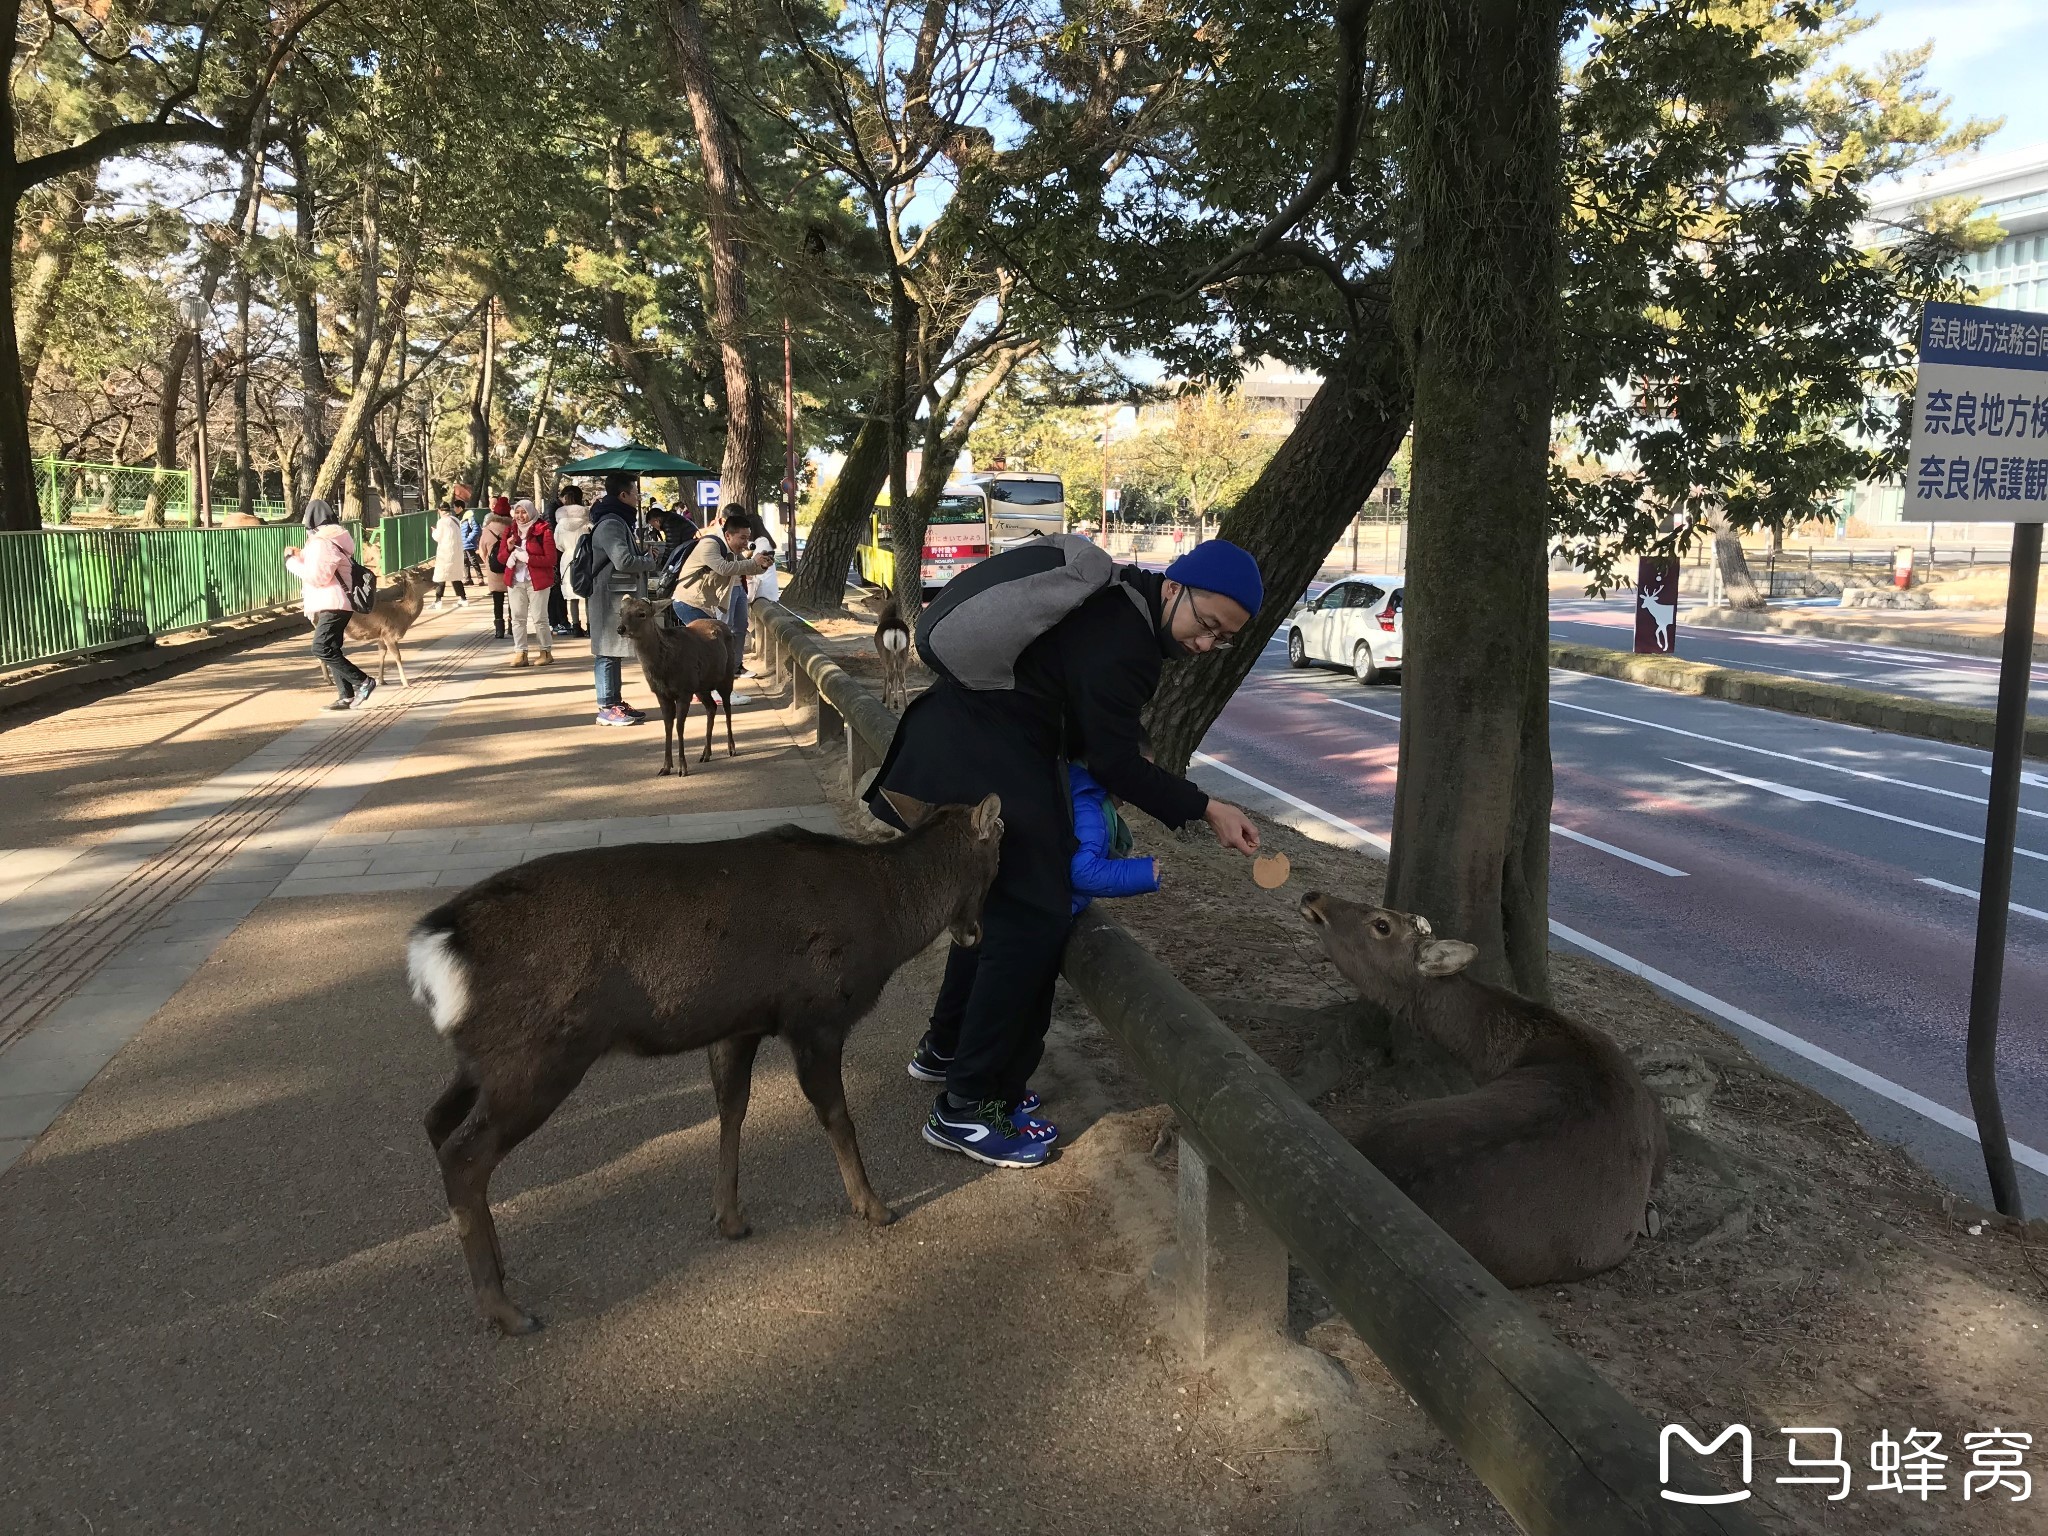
[1164,539,1263,615]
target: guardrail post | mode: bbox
[815,692,844,751]
[1162,1136,1289,1362]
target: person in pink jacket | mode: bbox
[285,497,375,711]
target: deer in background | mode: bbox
[409,794,1006,1334]
[875,596,911,712]
[1298,891,1666,1287]
[338,568,435,686]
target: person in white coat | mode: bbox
[552,485,592,637]
[429,504,470,609]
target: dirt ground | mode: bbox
[1110,810,2048,1535]
[792,596,2048,1532]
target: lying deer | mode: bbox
[347,568,435,685]
[875,596,911,713]
[1298,892,1666,1287]
[617,593,736,775]
[410,794,1005,1334]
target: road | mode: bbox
[1548,593,2048,713]
[1194,608,2048,1212]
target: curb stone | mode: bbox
[1681,603,2048,664]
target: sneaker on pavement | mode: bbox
[906,1033,953,1083]
[620,702,647,720]
[349,679,377,708]
[726,690,752,705]
[594,704,638,727]
[923,1096,1051,1168]
[322,697,354,712]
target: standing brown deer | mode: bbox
[345,568,436,685]
[617,594,737,775]
[410,794,1005,1333]
[875,596,911,712]
[1298,892,1666,1287]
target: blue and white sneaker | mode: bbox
[906,1032,953,1083]
[923,1096,1051,1168]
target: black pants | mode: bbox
[310,611,369,698]
[434,580,466,599]
[930,891,1072,1103]
[490,590,507,634]
[547,582,567,631]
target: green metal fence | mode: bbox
[38,458,195,525]
[377,510,434,576]
[0,521,369,672]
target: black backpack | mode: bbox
[568,512,624,598]
[915,535,1144,690]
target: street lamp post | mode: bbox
[178,297,212,527]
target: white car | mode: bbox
[1285,575,1404,684]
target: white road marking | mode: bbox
[1919,877,2048,924]
[1193,757,2048,1179]
[1550,685,2048,821]
[1191,753,1391,852]
[1671,758,2048,863]
[1318,694,1404,725]
[1549,825,1688,876]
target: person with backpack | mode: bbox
[481,496,516,640]
[284,497,375,711]
[581,471,665,726]
[868,536,1263,1168]
[674,511,770,692]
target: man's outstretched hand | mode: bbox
[1203,799,1259,855]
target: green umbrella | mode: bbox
[557,442,714,476]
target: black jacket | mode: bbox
[866,564,1209,914]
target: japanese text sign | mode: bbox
[1906,301,2048,523]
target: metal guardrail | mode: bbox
[0,521,374,673]
[751,596,1763,1535]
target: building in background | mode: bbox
[1839,143,2048,534]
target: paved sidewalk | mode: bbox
[0,600,1400,1534]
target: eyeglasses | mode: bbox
[1186,594,1239,651]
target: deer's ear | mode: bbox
[972,794,1003,840]
[1417,940,1477,978]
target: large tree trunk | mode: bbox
[884,277,915,613]
[0,181,36,529]
[1381,0,1566,1001]
[466,295,497,496]
[15,173,95,396]
[287,127,328,498]
[785,408,891,610]
[1148,338,1412,770]
[1707,512,1765,609]
[666,0,762,509]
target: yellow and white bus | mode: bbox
[855,473,1068,595]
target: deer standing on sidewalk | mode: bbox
[875,596,911,712]
[616,594,737,775]
[345,568,436,686]
[410,795,1005,1334]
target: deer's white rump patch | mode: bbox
[408,927,470,1037]
[880,627,909,653]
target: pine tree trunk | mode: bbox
[1147,339,1411,771]
[666,0,762,509]
[1381,0,1566,1001]
[504,349,557,493]
[467,297,497,496]
[231,124,266,519]
[785,408,890,610]
[885,281,917,616]
[1710,514,1765,609]
[288,128,328,497]
[15,173,94,397]
[0,180,37,530]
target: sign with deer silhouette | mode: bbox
[1634,555,1679,654]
